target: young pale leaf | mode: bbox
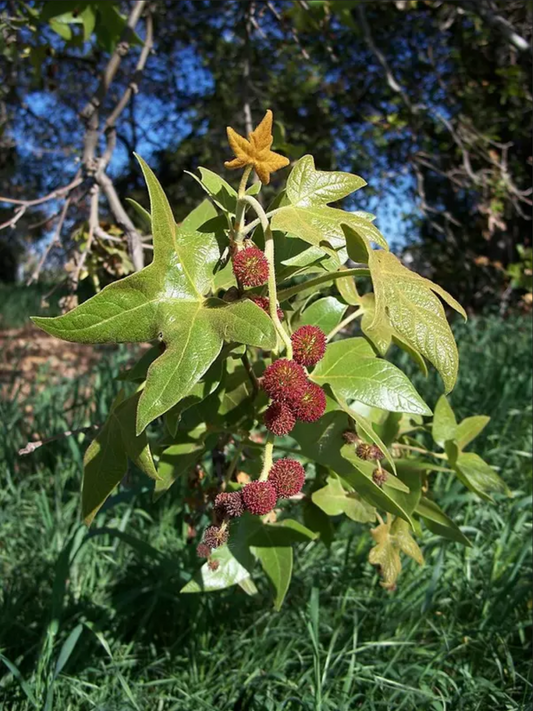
[454,452,511,501]
[455,415,490,450]
[300,296,347,334]
[312,474,376,523]
[185,167,237,214]
[432,395,458,447]
[311,338,431,416]
[271,155,387,255]
[83,392,159,526]
[415,497,471,546]
[345,227,466,392]
[32,156,276,434]
[285,154,366,207]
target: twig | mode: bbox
[70,185,99,291]
[0,174,83,231]
[18,425,99,456]
[27,193,73,286]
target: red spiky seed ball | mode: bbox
[291,325,327,367]
[242,480,277,515]
[202,525,228,549]
[214,491,244,519]
[249,294,284,320]
[291,381,326,422]
[264,401,296,436]
[261,358,307,405]
[268,459,306,498]
[232,246,269,287]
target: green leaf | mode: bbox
[335,268,361,306]
[118,346,159,382]
[303,500,335,546]
[271,204,388,254]
[185,167,237,214]
[334,395,397,476]
[455,415,490,450]
[415,497,471,546]
[292,409,413,523]
[432,395,457,447]
[82,392,159,525]
[300,296,347,334]
[81,5,96,40]
[250,541,292,611]
[32,156,276,434]
[285,154,366,207]
[277,267,370,302]
[346,229,466,392]
[311,338,431,415]
[312,474,376,522]
[454,452,511,501]
[155,437,206,500]
[49,18,72,40]
[126,197,151,231]
[181,544,253,593]
[360,292,392,355]
[164,359,223,437]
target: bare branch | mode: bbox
[18,425,100,456]
[463,0,531,54]
[27,193,73,286]
[70,184,100,292]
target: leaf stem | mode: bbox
[233,165,253,242]
[259,433,275,480]
[326,308,363,341]
[277,268,370,302]
[241,194,293,358]
[241,208,283,236]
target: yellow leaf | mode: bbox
[225,109,289,185]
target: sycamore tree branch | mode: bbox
[464,0,531,54]
[27,193,74,286]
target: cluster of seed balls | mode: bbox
[197,458,306,560]
[197,244,329,562]
[343,430,388,486]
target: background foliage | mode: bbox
[0,0,531,309]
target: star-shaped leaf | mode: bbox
[32,155,276,434]
[224,109,289,184]
[368,515,424,589]
[345,226,466,392]
[271,155,388,255]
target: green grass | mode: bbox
[0,315,531,710]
